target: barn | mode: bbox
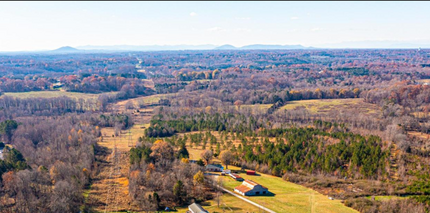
[234,180,268,196]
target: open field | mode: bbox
[113,93,173,111]
[185,145,357,213]
[87,121,152,212]
[86,105,155,212]
[220,166,358,213]
[3,91,117,100]
[365,195,408,201]
[278,98,380,115]
[99,123,149,152]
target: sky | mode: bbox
[1,1,430,51]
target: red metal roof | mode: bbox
[235,185,252,193]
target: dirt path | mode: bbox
[85,143,138,212]
[86,101,155,212]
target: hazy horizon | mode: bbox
[2,1,430,51]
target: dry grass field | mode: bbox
[278,98,380,115]
[114,93,173,109]
[99,123,149,152]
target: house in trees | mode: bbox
[234,180,268,196]
[51,82,63,89]
[206,164,223,172]
[187,203,208,213]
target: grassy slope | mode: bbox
[175,193,262,213]
[186,145,357,213]
[220,166,358,213]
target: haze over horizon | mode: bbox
[2,1,430,51]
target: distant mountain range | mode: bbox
[76,44,311,51]
[214,44,310,50]
[2,41,429,55]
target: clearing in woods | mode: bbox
[278,98,380,115]
[85,126,149,212]
[85,102,153,212]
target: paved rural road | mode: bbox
[218,185,277,213]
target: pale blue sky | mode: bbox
[1,1,430,51]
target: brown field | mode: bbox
[278,98,380,115]
[99,123,149,152]
[113,93,173,111]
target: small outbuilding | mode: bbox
[246,170,256,175]
[187,203,208,213]
[234,179,268,196]
[229,173,244,181]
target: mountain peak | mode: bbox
[52,46,80,52]
[215,44,237,50]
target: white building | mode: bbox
[234,180,269,196]
[187,203,208,213]
[205,164,223,172]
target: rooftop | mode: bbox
[188,203,208,213]
[235,184,252,193]
[244,179,268,189]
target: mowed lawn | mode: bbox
[278,98,379,115]
[221,166,358,213]
[187,147,357,213]
[3,91,117,100]
[175,193,262,213]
